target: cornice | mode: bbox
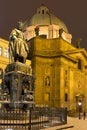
[33,50,77,63]
[65,48,87,58]
[0,38,8,43]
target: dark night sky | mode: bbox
[0,0,87,49]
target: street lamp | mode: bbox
[78,101,82,119]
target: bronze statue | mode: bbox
[59,28,63,38]
[76,38,82,48]
[9,22,29,63]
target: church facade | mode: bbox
[23,5,87,111]
[28,37,87,111]
[1,5,87,111]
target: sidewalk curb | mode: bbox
[40,125,74,130]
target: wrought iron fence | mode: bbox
[0,107,67,130]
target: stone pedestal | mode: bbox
[2,62,34,109]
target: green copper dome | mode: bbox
[25,5,68,33]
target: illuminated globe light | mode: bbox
[78,101,82,106]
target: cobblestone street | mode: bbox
[66,116,87,130]
[40,116,87,130]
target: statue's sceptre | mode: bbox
[35,26,39,36]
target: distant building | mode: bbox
[0,38,9,69]
[1,5,87,111]
[0,38,9,85]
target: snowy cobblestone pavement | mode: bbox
[66,116,87,130]
[40,116,87,130]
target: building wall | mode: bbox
[0,38,9,70]
[0,38,9,84]
[29,37,87,111]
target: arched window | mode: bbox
[78,59,82,70]
[42,10,44,14]
[65,93,68,102]
[40,34,47,39]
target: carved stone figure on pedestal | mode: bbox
[0,22,34,110]
[9,22,29,63]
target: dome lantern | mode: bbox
[23,5,72,43]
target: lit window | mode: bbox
[0,47,2,56]
[4,48,9,58]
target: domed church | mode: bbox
[23,5,87,111]
[23,5,72,43]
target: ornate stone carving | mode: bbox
[9,22,29,63]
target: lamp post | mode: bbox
[78,101,82,119]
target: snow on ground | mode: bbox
[40,116,87,130]
[67,116,87,130]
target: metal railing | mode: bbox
[0,107,67,130]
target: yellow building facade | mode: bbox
[0,38,9,85]
[0,38,9,70]
[29,36,87,111]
